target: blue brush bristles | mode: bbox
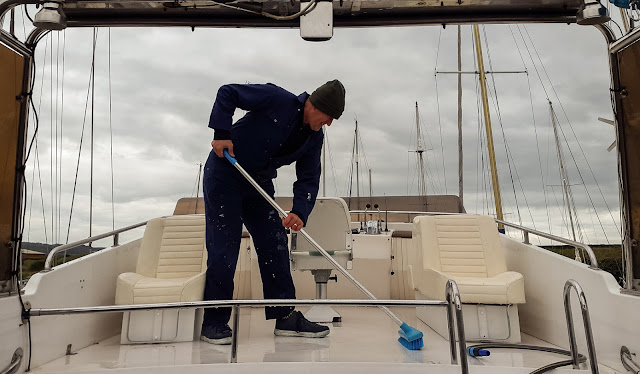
[397,322,424,350]
[398,336,424,350]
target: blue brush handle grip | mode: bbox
[223,149,237,164]
[467,347,490,357]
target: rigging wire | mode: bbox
[473,47,481,214]
[520,25,619,241]
[508,25,552,237]
[33,34,49,244]
[550,187,569,238]
[407,110,426,197]
[59,30,66,243]
[89,28,96,250]
[189,163,200,198]
[50,33,54,244]
[55,31,61,244]
[23,4,33,23]
[346,130,355,208]
[356,126,371,196]
[433,28,448,194]
[481,26,525,228]
[436,83,448,195]
[417,105,445,195]
[545,105,557,242]
[108,27,115,230]
[471,34,493,217]
[549,107,581,243]
[550,108,609,244]
[35,141,48,244]
[475,81,487,214]
[406,111,415,196]
[324,130,340,196]
[66,30,98,245]
[18,6,26,48]
[26,149,36,242]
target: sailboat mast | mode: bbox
[472,25,504,231]
[195,162,203,213]
[89,28,96,249]
[322,128,326,197]
[355,120,360,210]
[369,168,373,207]
[457,25,464,211]
[415,102,426,198]
[550,102,580,257]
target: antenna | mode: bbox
[384,194,389,232]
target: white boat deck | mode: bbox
[30,307,618,373]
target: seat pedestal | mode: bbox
[303,270,341,323]
[415,291,521,343]
[120,308,203,344]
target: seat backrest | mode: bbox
[413,215,507,278]
[293,197,352,254]
[136,215,207,279]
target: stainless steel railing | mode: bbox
[0,348,22,374]
[42,211,599,273]
[446,280,468,372]
[43,220,149,271]
[564,279,598,373]
[348,210,599,269]
[621,346,640,374]
[496,219,599,269]
[28,281,469,373]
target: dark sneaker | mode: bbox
[200,323,233,345]
[274,311,330,338]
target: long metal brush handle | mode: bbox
[223,150,403,326]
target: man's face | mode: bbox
[304,102,334,131]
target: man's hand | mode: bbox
[282,213,303,232]
[212,139,235,158]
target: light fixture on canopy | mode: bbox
[33,1,67,30]
[576,0,611,25]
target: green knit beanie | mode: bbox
[309,80,346,119]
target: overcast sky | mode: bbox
[3,6,626,247]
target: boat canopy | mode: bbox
[1,0,586,28]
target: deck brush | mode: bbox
[223,149,425,351]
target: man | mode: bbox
[201,80,346,345]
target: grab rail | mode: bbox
[446,280,469,373]
[28,299,445,316]
[28,281,468,373]
[564,279,598,373]
[347,210,599,269]
[496,219,598,269]
[43,220,149,271]
[0,348,22,374]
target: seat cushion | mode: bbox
[116,272,206,305]
[419,268,525,304]
[136,215,207,279]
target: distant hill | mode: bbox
[21,242,104,256]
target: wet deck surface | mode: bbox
[32,307,616,373]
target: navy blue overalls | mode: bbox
[202,84,323,327]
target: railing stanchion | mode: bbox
[563,279,599,373]
[446,280,468,374]
[231,304,240,363]
[446,290,457,364]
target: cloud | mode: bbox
[19,20,622,245]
